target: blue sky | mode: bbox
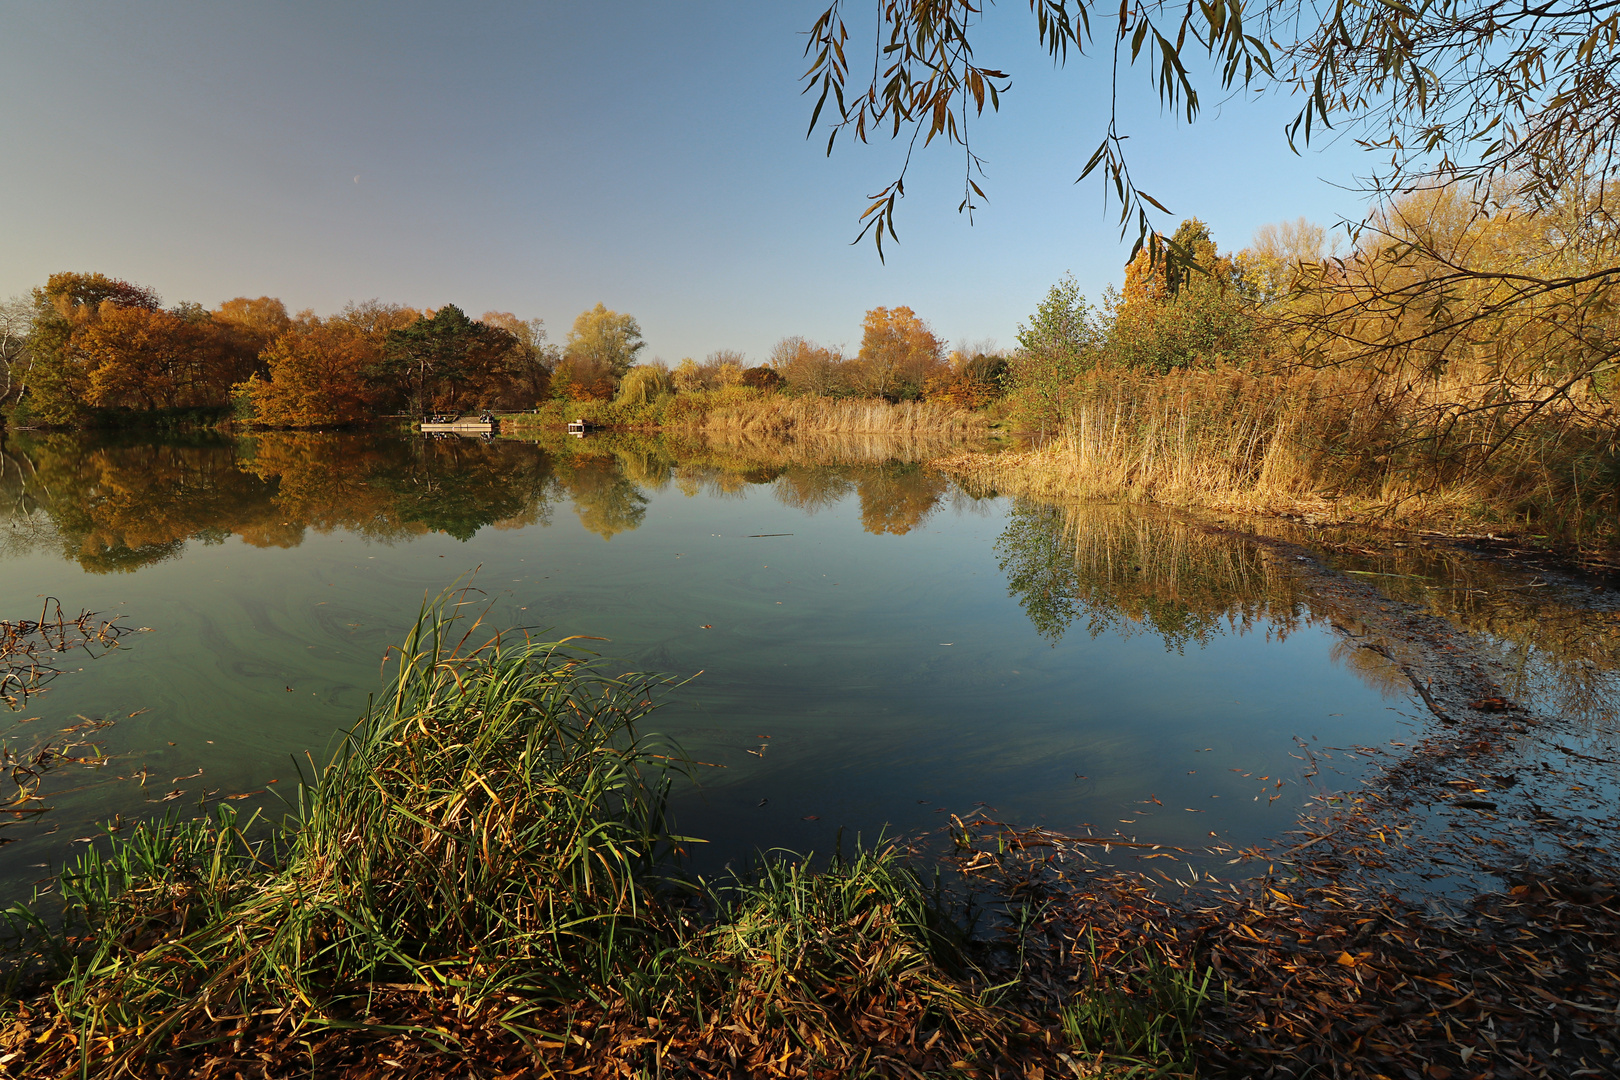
[1,2,1370,362]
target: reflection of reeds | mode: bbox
[673,395,989,439]
[1301,531,1620,731]
[1001,498,1620,731]
[997,500,1314,648]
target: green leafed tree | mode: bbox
[1009,274,1102,428]
[564,304,645,380]
[381,304,517,414]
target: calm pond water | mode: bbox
[0,428,1433,895]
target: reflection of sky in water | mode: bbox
[0,432,1417,893]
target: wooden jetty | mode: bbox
[419,413,498,434]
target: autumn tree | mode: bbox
[332,299,420,339]
[25,273,163,423]
[1236,218,1330,307]
[672,350,746,393]
[554,304,645,400]
[72,305,237,411]
[927,348,1008,408]
[769,336,848,396]
[740,365,783,390]
[213,297,291,379]
[566,303,645,377]
[241,315,388,427]
[480,311,558,407]
[852,306,943,400]
[1107,219,1257,372]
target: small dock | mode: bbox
[420,413,498,434]
[566,418,595,437]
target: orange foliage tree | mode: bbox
[72,305,238,410]
[852,306,944,399]
[26,273,164,422]
[241,316,388,427]
[213,296,292,377]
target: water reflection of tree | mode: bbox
[774,466,854,514]
[0,442,64,559]
[994,500,1620,729]
[996,501,1303,650]
[3,432,561,570]
[239,434,559,543]
[552,454,649,540]
[543,431,959,536]
[853,463,948,535]
[13,433,285,572]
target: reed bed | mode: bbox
[940,361,1620,549]
[671,393,988,439]
[505,389,989,440]
[671,427,971,468]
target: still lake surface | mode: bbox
[0,429,1431,895]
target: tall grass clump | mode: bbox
[4,599,692,1073]
[707,845,989,1047]
[1,598,1188,1077]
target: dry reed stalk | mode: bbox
[673,395,988,438]
[685,427,969,467]
[940,361,1620,545]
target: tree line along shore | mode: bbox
[5,185,1619,554]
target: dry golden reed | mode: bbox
[940,361,1619,545]
[669,393,988,439]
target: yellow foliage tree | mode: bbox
[853,306,943,399]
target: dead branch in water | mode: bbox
[0,599,130,710]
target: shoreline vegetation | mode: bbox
[12,190,1620,560]
[3,585,1616,1079]
[0,600,1195,1079]
[503,389,990,441]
